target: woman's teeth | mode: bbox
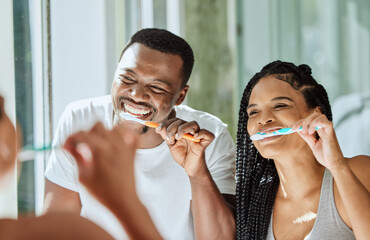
[124,103,151,115]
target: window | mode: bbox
[237,0,370,102]
[6,0,369,219]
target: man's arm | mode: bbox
[190,171,236,239]
[156,119,236,239]
[43,179,82,214]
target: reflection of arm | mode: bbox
[0,213,113,239]
[334,155,370,240]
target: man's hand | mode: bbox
[155,118,215,177]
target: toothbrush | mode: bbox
[120,112,201,143]
[250,126,321,141]
[17,144,54,162]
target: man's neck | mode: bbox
[136,128,165,149]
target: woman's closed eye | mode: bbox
[247,109,259,117]
[273,103,288,109]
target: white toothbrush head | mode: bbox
[119,112,146,125]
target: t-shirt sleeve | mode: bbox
[205,126,236,195]
[45,105,79,192]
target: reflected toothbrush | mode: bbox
[17,144,55,162]
[120,112,201,143]
[250,126,321,141]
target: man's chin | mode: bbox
[123,122,149,135]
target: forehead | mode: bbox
[249,75,305,104]
[119,43,183,78]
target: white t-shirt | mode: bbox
[45,95,236,240]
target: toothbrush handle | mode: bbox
[295,126,321,133]
[183,134,201,143]
[145,122,200,143]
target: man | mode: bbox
[44,28,236,239]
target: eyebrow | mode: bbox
[120,68,172,87]
[246,96,294,110]
[272,96,294,102]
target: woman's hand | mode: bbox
[292,111,347,171]
[155,118,215,177]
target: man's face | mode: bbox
[111,43,188,132]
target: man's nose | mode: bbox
[128,84,150,101]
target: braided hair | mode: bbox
[236,60,332,239]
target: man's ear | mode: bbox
[314,106,323,114]
[175,85,189,106]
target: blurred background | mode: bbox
[0,0,369,218]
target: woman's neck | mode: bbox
[273,145,325,201]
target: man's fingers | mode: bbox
[155,118,178,142]
[176,121,200,140]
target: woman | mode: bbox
[236,61,370,239]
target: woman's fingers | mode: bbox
[297,131,317,150]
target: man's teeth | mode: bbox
[124,103,150,115]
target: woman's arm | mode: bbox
[294,111,370,239]
[332,155,370,240]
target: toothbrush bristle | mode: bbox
[119,112,146,125]
[250,134,266,141]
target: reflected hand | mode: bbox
[63,122,138,208]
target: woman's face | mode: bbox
[246,75,314,159]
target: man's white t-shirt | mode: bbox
[45,95,236,240]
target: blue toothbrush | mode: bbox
[250,126,321,141]
[17,144,54,162]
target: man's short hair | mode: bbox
[119,28,194,87]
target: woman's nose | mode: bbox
[258,111,274,125]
